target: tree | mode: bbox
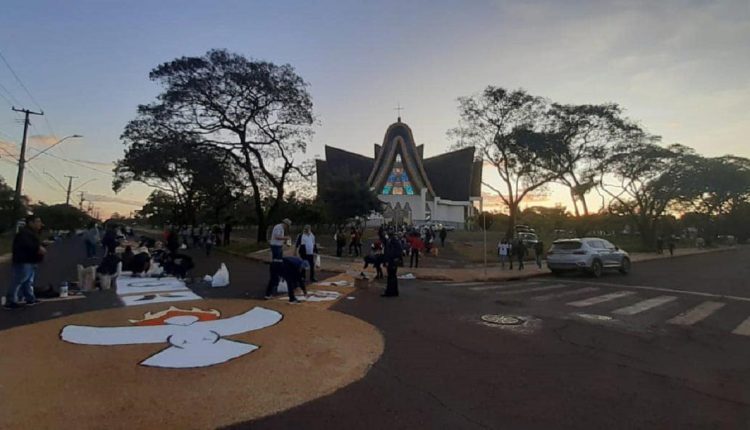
[451,87,564,237]
[680,155,750,217]
[122,49,314,242]
[599,131,700,248]
[318,175,381,226]
[33,203,94,231]
[116,129,245,225]
[546,103,633,216]
[137,190,179,226]
[0,177,29,232]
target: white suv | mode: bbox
[546,238,631,277]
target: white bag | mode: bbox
[277,278,288,293]
[211,263,230,287]
[315,254,321,269]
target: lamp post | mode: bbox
[26,134,83,162]
[481,197,487,278]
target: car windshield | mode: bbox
[552,241,582,250]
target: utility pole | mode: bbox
[78,191,85,210]
[11,107,44,219]
[64,175,78,205]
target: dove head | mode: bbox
[130,306,221,326]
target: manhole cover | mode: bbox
[481,314,525,325]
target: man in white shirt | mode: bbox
[270,218,292,260]
[497,239,512,270]
[296,224,317,282]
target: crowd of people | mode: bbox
[497,237,545,270]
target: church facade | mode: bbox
[316,120,482,228]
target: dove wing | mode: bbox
[197,307,282,336]
[61,324,175,345]
[139,339,257,368]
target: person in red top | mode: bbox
[408,231,424,268]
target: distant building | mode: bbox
[316,119,482,228]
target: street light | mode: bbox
[26,134,83,162]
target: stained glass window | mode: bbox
[382,154,415,195]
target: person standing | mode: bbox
[439,226,447,247]
[656,236,664,254]
[295,225,318,282]
[203,229,216,256]
[515,239,526,270]
[408,232,423,268]
[534,240,544,269]
[382,234,403,297]
[497,239,511,270]
[270,219,292,260]
[102,224,120,256]
[4,215,46,309]
[668,236,676,256]
[223,219,233,246]
[83,222,100,259]
[334,228,347,258]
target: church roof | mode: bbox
[317,120,482,202]
[423,147,480,201]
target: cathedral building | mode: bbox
[316,119,482,228]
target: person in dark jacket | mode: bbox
[281,256,309,303]
[101,224,119,256]
[382,234,403,297]
[223,220,233,246]
[515,239,526,270]
[439,227,447,247]
[4,215,46,309]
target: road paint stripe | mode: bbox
[470,282,541,291]
[533,287,600,301]
[611,295,677,316]
[731,317,750,336]
[495,284,568,296]
[667,301,726,326]
[538,279,750,303]
[567,291,636,307]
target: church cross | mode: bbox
[394,103,404,122]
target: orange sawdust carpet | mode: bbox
[0,298,384,429]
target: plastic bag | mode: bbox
[277,278,288,293]
[211,263,230,287]
[315,254,321,269]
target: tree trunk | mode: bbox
[506,203,518,240]
[580,194,590,216]
[570,189,581,218]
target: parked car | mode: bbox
[514,231,539,248]
[546,238,631,277]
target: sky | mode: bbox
[0,0,747,217]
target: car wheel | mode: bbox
[590,259,603,278]
[619,257,631,275]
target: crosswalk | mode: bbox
[440,279,750,338]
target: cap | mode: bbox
[283,218,292,225]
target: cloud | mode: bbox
[0,140,19,158]
[83,193,143,206]
[28,134,82,148]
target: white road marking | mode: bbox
[470,282,541,291]
[533,287,600,301]
[731,317,750,336]
[539,279,750,303]
[567,291,636,307]
[667,301,726,326]
[494,284,568,296]
[611,296,677,316]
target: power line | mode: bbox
[0,50,44,112]
[0,81,22,106]
[29,149,113,176]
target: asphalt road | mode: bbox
[246,246,750,429]
[3,240,750,429]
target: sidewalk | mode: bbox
[241,246,738,283]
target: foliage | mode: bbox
[0,176,30,232]
[122,49,314,241]
[451,87,563,237]
[33,203,94,231]
[136,190,179,226]
[318,175,381,225]
[546,103,633,216]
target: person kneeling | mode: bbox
[281,256,309,303]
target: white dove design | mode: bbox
[60,306,282,369]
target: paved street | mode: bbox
[248,246,750,429]
[3,240,749,429]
